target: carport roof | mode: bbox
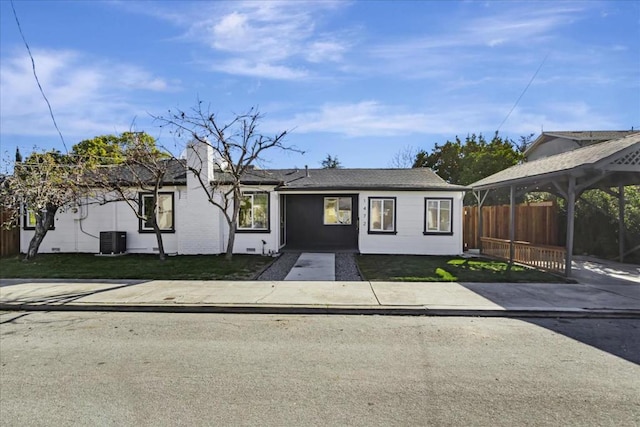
[471,132,640,191]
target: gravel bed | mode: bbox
[255,252,301,281]
[335,252,363,281]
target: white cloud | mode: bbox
[0,49,177,138]
[210,59,308,80]
[366,3,588,79]
[262,98,622,140]
[265,101,496,137]
[306,40,348,63]
[131,0,353,80]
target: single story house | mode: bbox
[20,143,467,256]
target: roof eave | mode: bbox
[471,169,572,190]
[277,185,469,192]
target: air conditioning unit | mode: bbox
[99,231,127,254]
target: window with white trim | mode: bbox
[369,197,396,233]
[140,193,174,232]
[239,193,269,231]
[324,197,352,225]
[424,198,452,234]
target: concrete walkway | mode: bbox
[1,278,638,317]
[284,253,335,281]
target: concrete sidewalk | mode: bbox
[1,278,638,317]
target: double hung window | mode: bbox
[368,197,396,233]
[424,198,452,234]
[239,193,269,231]
[139,193,174,232]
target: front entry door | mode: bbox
[285,194,358,251]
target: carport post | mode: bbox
[477,193,483,252]
[474,189,489,253]
[565,176,576,277]
[619,185,625,263]
[509,185,516,263]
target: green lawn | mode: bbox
[0,253,273,280]
[357,255,566,282]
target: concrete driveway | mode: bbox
[572,256,640,286]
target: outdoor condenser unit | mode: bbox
[99,231,127,254]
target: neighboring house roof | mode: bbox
[524,130,636,158]
[472,132,640,190]
[218,167,468,191]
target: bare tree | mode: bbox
[91,133,173,261]
[155,102,300,260]
[389,145,418,168]
[0,150,86,260]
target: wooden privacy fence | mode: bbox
[481,237,566,274]
[0,209,20,257]
[463,201,560,250]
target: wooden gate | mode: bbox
[0,209,20,257]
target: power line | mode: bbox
[496,52,550,133]
[10,0,68,153]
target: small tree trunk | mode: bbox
[225,221,236,261]
[24,206,57,261]
[225,194,242,261]
[153,223,166,261]
[26,227,47,261]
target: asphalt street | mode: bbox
[1,311,638,426]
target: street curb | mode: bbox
[2,303,639,319]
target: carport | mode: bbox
[470,132,640,277]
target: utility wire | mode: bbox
[11,0,68,153]
[496,52,550,133]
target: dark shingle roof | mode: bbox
[94,161,465,191]
[472,132,640,189]
[95,158,187,185]
[225,167,467,191]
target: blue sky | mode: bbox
[1,0,639,170]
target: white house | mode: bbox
[20,143,468,256]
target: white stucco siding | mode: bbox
[20,190,182,255]
[357,190,464,255]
